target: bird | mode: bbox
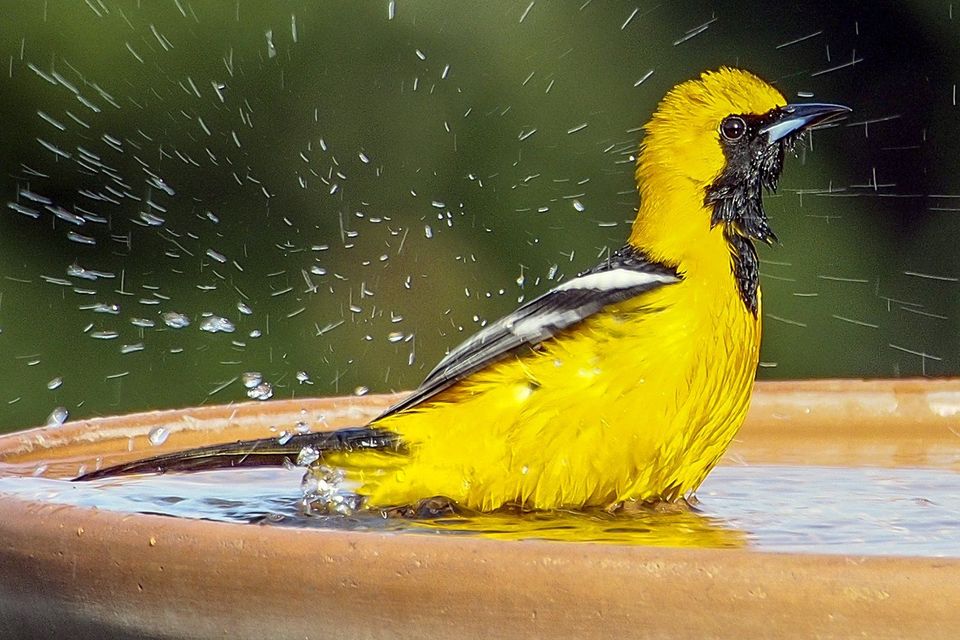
[77,68,850,515]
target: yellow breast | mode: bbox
[355,223,760,511]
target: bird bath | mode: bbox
[1,379,958,639]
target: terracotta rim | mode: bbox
[2,378,958,476]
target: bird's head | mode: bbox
[636,67,850,245]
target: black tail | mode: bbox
[74,426,400,481]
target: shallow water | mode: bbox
[1,464,958,557]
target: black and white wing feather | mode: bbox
[376,246,680,420]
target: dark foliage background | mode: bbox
[1,1,957,432]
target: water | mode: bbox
[0,464,957,557]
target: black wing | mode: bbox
[375,245,680,420]
[75,427,399,481]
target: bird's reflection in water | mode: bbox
[401,501,746,548]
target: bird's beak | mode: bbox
[759,103,852,144]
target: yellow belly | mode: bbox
[341,256,761,512]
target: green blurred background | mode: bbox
[1,0,958,433]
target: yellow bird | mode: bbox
[78,68,849,514]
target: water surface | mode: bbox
[1,464,957,557]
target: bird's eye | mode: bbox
[720,116,747,141]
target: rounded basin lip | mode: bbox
[4,377,960,476]
[1,378,960,638]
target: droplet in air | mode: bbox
[46,406,69,426]
[206,249,227,263]
[354,386,369,396]
[296,371,312,384]
[297,445,320,466]
[47,377,63,390]
[199,315,236,333]
[247,382,274,401]
[82,303,120,315]
[242,371,263,389]
[294,420,312,434]
[265,29,277,58]
[162,312,191,329]
[148,426,170,446]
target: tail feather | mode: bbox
[74,426,400,481]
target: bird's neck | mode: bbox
[628,168,761,315]
[628,168,728,269]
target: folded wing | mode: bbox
[376,245,680,419]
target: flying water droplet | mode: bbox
[247,381,273,400]
[148,426,170,446]
[46,406,69,426]
[162,312,191,329]
[81,303,120,315]
[265,29,277,58]
[294,420,311,434]
[67,231,96,245]
[199,315,235,333]
[296,445,320,466]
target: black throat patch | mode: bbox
[704,113,786,315]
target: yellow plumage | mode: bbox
[353,71,787,511]
[359,278,759,511]
[80,68,850,515]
